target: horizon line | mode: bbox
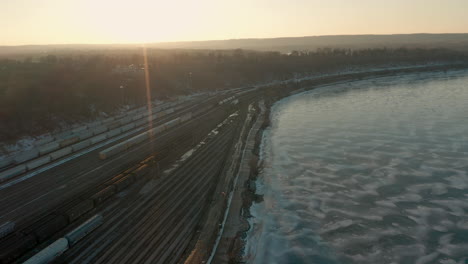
[2,32,468,48]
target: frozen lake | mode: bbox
[245,70,468,264]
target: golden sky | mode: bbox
[2,0,468,45]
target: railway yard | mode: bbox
[0,64,467,264]
[0,83,263,264]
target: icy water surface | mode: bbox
[246,71,468,264]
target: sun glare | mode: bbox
[2,0,468,45]
[79,0,210,43]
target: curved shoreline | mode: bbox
[220,65,468,263]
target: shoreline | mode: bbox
[211,64,468,263]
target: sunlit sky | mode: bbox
[2,0,468,45]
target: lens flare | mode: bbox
[143,45,155,153]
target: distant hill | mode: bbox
[1,33,468,57]
[150,34,468,52]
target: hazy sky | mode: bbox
[2,0,468,45]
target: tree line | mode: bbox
[0,47,466,142]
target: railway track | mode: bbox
[0,94,246,263]
[0,83,260,263]
[0,94,230,229]
[3,65,464,263]
[56,109,243,263]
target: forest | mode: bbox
[0,47,467,142]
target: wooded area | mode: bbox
[0,47,466,142]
